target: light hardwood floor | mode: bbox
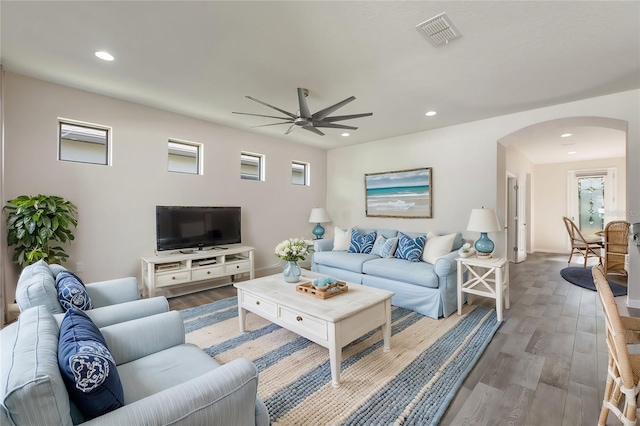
[169,252,633,426]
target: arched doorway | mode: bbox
[498,116,627,264]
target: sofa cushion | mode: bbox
[362,258,439,288]
[117,343,219,404]
[422,232,457,264]
[2,306,73,426]
[56,271,93,311]
[58,308,124,419]
[348,230,376,254]
[313,251,379,273]
[15,259,64,314]
[371,235,398,258]
[332,227,352,251]
[394,232,426,262]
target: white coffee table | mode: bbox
[234,271,394,388]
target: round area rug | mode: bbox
[560,267,627,296]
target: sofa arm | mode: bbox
[86,277,140,308]
[81,358,264,426]
[100,311,185,365]
[53,297,169,329]
[313,238,334,252]
[433,251,459,278]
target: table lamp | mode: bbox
[308,208,331,239]
[467,207,501,258]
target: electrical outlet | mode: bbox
[76,262,84,273]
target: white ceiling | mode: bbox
[1,1,638,163]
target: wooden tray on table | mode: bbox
[295,281,348,299]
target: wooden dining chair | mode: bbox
[562,216,602,267]
[592,264,640,426]
[604,221,630,277]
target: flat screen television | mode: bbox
[156,206,241,252]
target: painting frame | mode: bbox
[364,167,432,218]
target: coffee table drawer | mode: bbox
[279,307,327,340]
[242,292,277,318]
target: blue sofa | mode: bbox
[312,229,464,319]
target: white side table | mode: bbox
[457,256,510,321]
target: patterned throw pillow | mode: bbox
[348,230,377,254]
[394,232,426,262]
[371,235,399,258]
[58,308,124,419]
[56,271,93,311]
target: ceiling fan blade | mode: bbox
[285,124,298,134]
[232,111,293,121]
[245,96,298,119]
[312,122,358,130]
[297,88,311,119]
[252,122,293,128]
[303,126,325,136]
[312,96,356,121]
[322,112,373,122]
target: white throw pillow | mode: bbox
[333,227,353,251]
[422,231,456,264]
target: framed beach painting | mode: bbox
[365,168,432,218]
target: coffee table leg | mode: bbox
[383,299,391,353]
[237,291,247,332]
[329,323,342,388]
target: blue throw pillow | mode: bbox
[348,230,377,254]
[394,232,426,262]
[58,308,124,419]
[56,271,93,311]
[371,235,399,258]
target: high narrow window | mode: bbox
[168,140,202,174]
[59,120,110,165]
[292,161,309,185]
[241,152,264,181]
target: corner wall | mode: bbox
[2,72,328,302]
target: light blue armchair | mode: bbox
[15,259,169,327]
[1,306,269,425]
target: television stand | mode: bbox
[141,245,254,298]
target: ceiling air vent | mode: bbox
[415,12,461,46]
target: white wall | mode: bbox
[327,89,639,304]
[534,157,626,253]
[505,145,535,253]
[2,72,327,300]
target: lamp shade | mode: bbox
[467,208,501,233]
[308,208,331,223]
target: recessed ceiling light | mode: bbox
[341,133,350,137]
[95,51,114,61]
[560,133,572,138]
[425,111,437,117]
[568,151,577,154]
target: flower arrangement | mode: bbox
[275,238,311,262]
[458,242,475,258]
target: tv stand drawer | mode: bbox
[193,265,224,280]
[157,271,190,287]
[225,261,250,274]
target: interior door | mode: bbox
[507,176,518,263]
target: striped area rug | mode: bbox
[181,297,499,426]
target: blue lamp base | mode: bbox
[312,223,325,240]
[474,232,495,258]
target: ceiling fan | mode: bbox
[232,88,373,136]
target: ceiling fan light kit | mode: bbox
[233,87,373,136]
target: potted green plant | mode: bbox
[4,194,78,266]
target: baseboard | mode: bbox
[627,298,640,309]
